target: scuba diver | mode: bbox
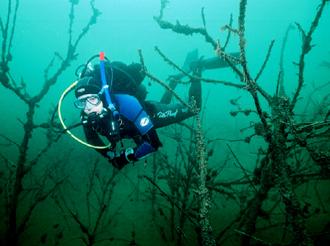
[70,52,202,170]
[58,51,237,170]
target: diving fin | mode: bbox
[160,49,199,104]
[167,49,199,81]
[189,52,240,71]
[160,50,239,104]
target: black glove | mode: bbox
[82,112,101,126]
[82,111,120,142]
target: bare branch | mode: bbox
[277,24,295,97]
[291,0,328,110]
[226,144,257,193]
[201,7,206,28]
[33,0,101,103]
[195,112,216,245]
[255,40,275,82]
[153,16,217,49]
[155,46,245,89]
[139,49,192,110]
[7,0,19,60]
[0,134,19,148]
[222,14,234,51]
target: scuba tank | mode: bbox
[76,57,148,102]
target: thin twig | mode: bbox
[255,40,275,82]
[222,14,234,51]
[226,144,257,193]
[291,0,328,110]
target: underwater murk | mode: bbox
[0,0,329,245]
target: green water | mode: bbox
[0,0,329,245]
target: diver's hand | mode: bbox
[82,111,111,135]
[123,147,135,162]
[106,150,117,160]
[82,112,100,126]
[114,148,135,163]
[81,113,103,133]
[109,148,136,170]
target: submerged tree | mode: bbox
[149,0,330,245]
[52,160,124,246]
[0,0,100,245]
[0,0,328,245]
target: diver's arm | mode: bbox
[132,128,162,159]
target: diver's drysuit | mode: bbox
[77,61,201,169]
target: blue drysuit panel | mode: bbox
[134,142,155,159]
[114,94,153,135]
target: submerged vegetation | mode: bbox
[0,0,329,245]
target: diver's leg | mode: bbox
[144,101,195,129]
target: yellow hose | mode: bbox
[57,81,111,149]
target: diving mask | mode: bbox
[74,94,101,109]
